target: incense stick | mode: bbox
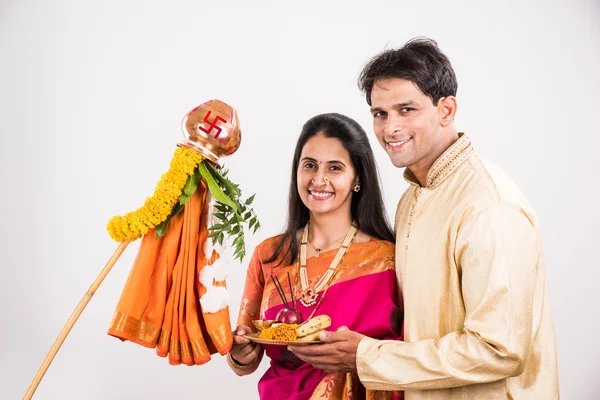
[287,271,296,310]
[275,275,290,309]
[270,275,289,309]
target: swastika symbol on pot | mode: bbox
[198,111,228,138]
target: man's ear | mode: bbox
[438,96,457,127]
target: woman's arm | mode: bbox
[228,246,266,376]
[228,324,264,376]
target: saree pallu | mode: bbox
[238,236,403,400]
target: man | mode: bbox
[289,38,559,399]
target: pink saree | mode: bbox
[238,236,403,400]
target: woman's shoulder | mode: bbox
[253,233,289,261]
[358,237,395,258]
[255,233,286,250]
[343,238,395,272]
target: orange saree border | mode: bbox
[108,312,161,347]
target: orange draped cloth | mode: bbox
[108,181,232,365]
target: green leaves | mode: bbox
[205,161,240,198]
[157,164,202,239]
[198,161,238,212]
[178,168,201,205]
[200,160,260,262]
[156,203,184,239]
[154,158,261,261]
[249,216,260,234]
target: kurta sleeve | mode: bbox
[356,204,540,390]
[236,246,266,329]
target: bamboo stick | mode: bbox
[23,241,130,400]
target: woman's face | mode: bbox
[297,134,358,218]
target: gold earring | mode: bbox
[352,183,361,192]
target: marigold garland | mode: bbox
[107,146,204,242]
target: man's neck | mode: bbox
[409,129,459,187]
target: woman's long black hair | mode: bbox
[264,113,395,265]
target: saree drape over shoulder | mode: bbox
[238,236,403,400]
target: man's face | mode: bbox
[370,78,443,171]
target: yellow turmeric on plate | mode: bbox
[258,323,298,341]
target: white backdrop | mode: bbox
[1,0,599,399]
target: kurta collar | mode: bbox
[403,133,474,189]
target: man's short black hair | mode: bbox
[358,37,458,106]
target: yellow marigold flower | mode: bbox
[107,146,204,242]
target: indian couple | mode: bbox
[227,38,559,400]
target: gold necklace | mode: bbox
[298,221,357,307]
[308,232,346,258]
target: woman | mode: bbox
[228,113,403,399]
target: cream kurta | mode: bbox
[356,134,559,399]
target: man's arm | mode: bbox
[356,204,540,391]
